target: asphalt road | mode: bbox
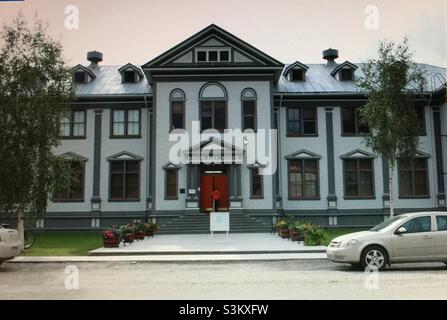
[1,259,447,299]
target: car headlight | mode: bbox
[339,239,358,248]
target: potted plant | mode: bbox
[146,222,160,237]
[133,220,146,240]
[279,218,292,239]
[102,228,121,248]
[120,224,135,245]
[289,221,305,242]
[301,223,325,246]
[275,217,288,237]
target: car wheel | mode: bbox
[361,245,388,271]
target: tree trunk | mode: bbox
[17,207,25,251]
[388,166,394,217]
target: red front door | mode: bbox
[200,174,228,212]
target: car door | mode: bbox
[392,215,436,262]
[435,215,447,260]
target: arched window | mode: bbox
[170,89,185,131]
[199,82,227,132]
[241,88,257,130]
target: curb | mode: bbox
[8,253,328,263]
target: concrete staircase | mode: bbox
[158,212,271,235]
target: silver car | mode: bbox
[327,212,447,270]
[0,224,22,266]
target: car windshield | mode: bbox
[370,216,407,231]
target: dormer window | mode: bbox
[74,71,86,84]
[118,63,144,84]
[330,61,358,81]
[291,69,304,81]
[340,69,354,81]
[71,64,96,84]
[283,61,309,82]
[123,70,136,83]
[195,48,231,63]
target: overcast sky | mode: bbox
[0,0,445,67]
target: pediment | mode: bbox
[340,149,375,159]
[143,25,283,69]
[107,151,143,161]
[59,151,88,162]
[285,149,321,160]
[330,61,358,77]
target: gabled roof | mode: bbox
[107,151,143,161]
[282,61,309,77]
[118,63,144,78]
[71,64,96,79]
[285,149,322,160]
[330,61,358,77]
[142,24,284,68]
[340,149,375,159]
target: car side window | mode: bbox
[400,216,431,233]
[436,216,447,231]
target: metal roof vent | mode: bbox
[323,48,338,66]
[87,51,103,68]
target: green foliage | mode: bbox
[275,217,290,229]
[356,38,426,168]
[301,223,325,246]
[0,14,74,217]
[119,224,134,236]
[288,220,304,232]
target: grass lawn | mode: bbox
[22,231,102,256]
[322,228,368,246]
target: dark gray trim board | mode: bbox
[91,110,103,207]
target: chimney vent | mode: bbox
[323,48,338,66]
[87,51,103,66]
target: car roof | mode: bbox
[399,211,447,218]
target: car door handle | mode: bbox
[422,235,433,239]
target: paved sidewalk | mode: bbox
[10,252,327,263]
[89,233,327,256]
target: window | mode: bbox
[166,170,178,199]
[340,69,353,81]
[110,160,140,200]
[250,168,263,198]
[123,71,136,83]
[60,110,86,138]
[436,216,447,231]
[342,107,368,135]
[200,101,226,132]
[74,71,86,83]
[220,51,229,62]
[291,69,304,81]
[196,49,231,62]
[344,159,374,198]
[288,159,319,199]
[398,158,429,197]
[415,106,425,133]
[197,51,207,62]
[400,216,431,233]
[171,101,185,130]
[111,109,140,137]
[54,161,85,201]
[287,107,317,136]
[208,51,218,62]
[242,100,256,130]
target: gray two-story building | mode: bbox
[42,25,447,233]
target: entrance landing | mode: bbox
[89,233,326,256]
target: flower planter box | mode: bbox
[280,228,290,239]
[146,230,154,237]
[290,231,304,242]
[135,231,145,240]
[123,233,135,245]
[103,238,120,248]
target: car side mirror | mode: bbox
[395,227,407,235]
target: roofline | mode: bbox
[142,24,284,68]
